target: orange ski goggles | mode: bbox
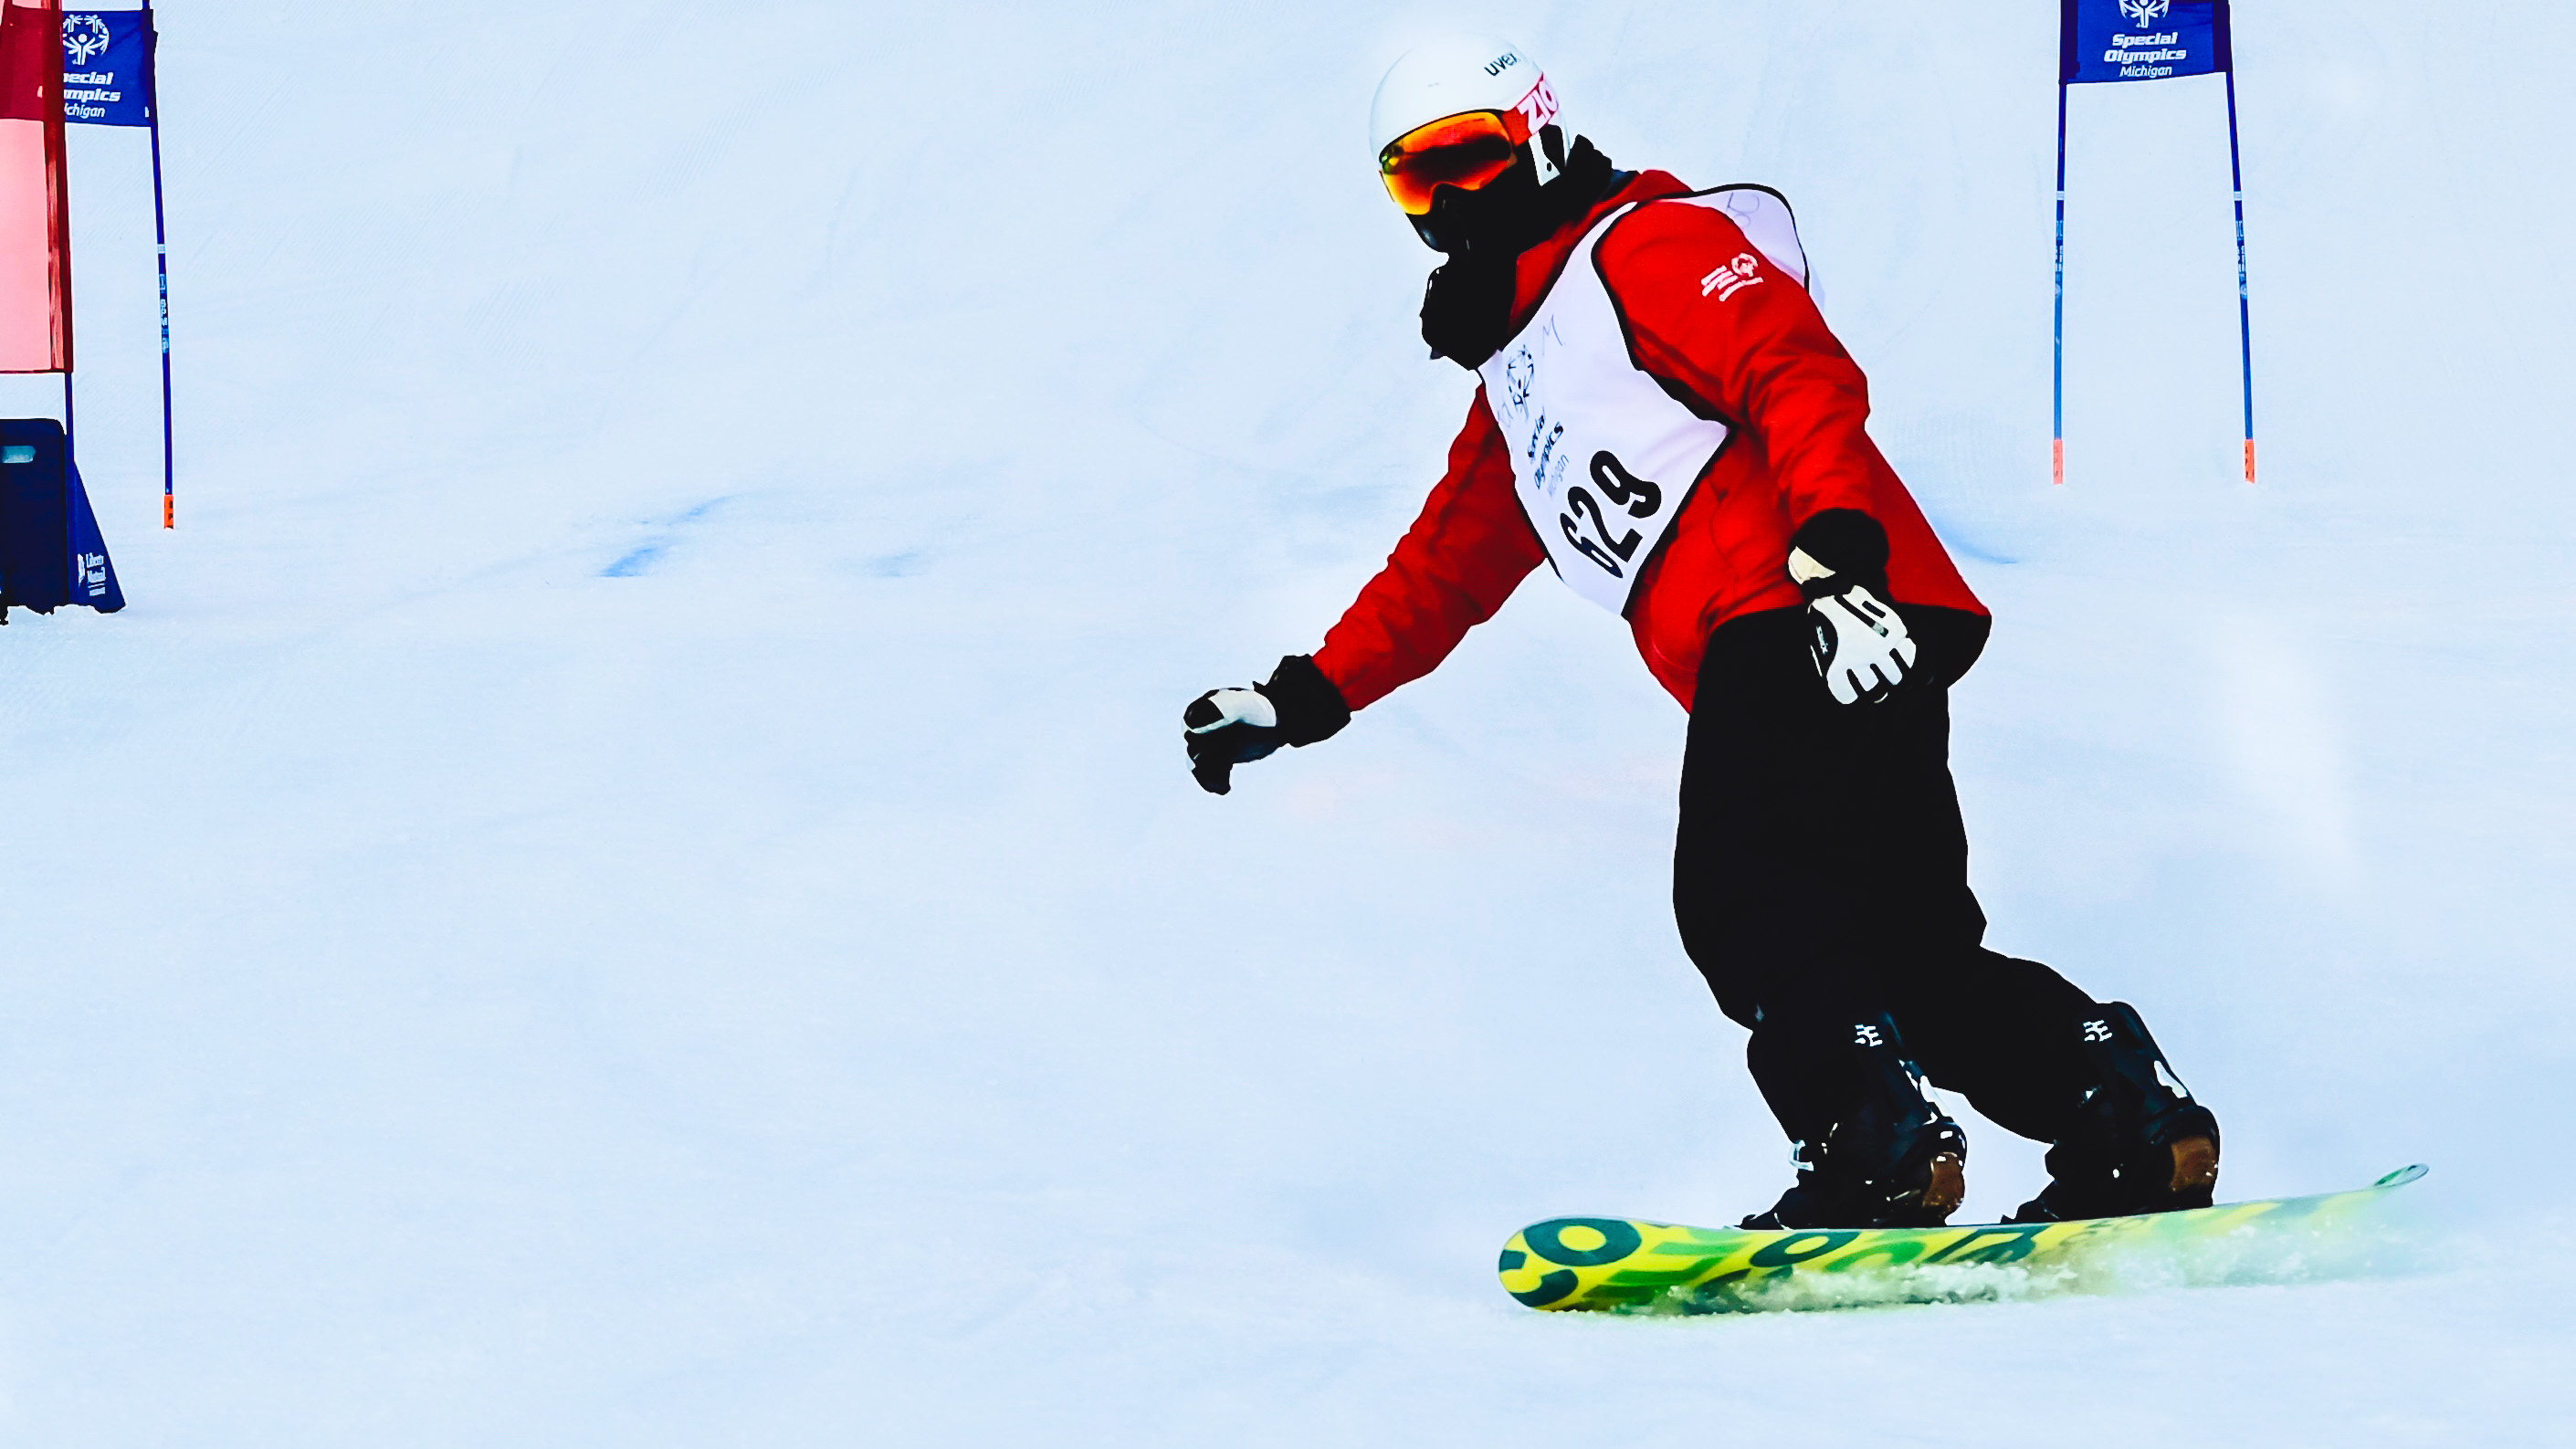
[1378,109,1532,215]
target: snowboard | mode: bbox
[1498,1163,2427,1314]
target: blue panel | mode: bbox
[0,418,122,616]
[66,458,123,612]
[0,418,69,613]
[62,10,150,126]
[2063,0,2230,86]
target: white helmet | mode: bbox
[1370,36,1564,186]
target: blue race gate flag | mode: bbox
[60,10,146,126]
[2062,0,2229,85]
[2052,0,2255,483]
[61,4,178,533]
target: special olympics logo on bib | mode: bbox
[2118,0,2171,26]
[1502,345,1536,418]
[62,13,111,68]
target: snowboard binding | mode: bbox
[1742,1013,1967,1231]
[2009,1001,2221,1223]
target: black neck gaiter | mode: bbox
[1419,137,1621,369]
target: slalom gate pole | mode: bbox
[2051,77,2069,485]
[143,0,173,525]
[61,369,73,462]
[2223,65,2255,484]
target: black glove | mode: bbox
[1788,509,1917,706]
[1183,655,1351,795]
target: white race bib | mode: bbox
[1477,186,1811,614]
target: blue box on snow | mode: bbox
[0,418,124,619]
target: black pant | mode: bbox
[1673,606,2099,1151]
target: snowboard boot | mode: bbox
[1742,1013,1968,1230]
[2008,1002,2221,1223]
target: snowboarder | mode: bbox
[1181,37,2220,1229]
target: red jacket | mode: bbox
[1312,171,1985,714]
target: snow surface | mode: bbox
[0,1,2571,1443]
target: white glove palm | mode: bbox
[1807,583,1917,706]
[1186,688,1277,734]
[1183,688,1282,794]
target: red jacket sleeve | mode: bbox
[1312,390,1546,711]
[1593,204,1878,529]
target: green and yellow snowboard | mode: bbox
[1498,1164,2426,1314]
